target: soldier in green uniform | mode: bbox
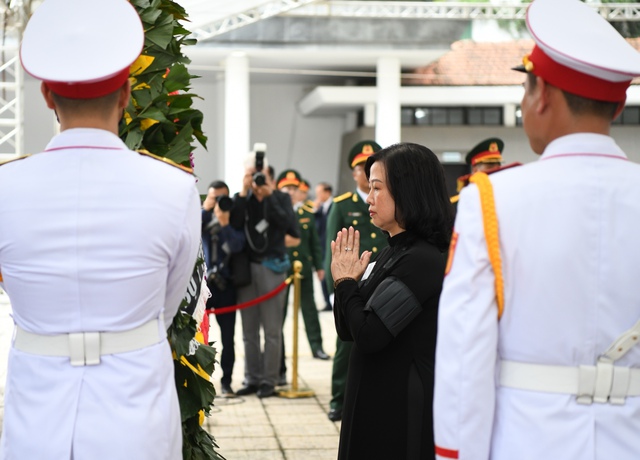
[277,170,329,381]
[450,138,520,211]
[450,138,504,206]
[325,140,388,421]
[297,178,317,210]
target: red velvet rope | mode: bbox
[206,278,291,315]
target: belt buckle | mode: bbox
[69,332,101,367]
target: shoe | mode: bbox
[313,349,330,360]
[257,383,276,398]
[321,305,333,312]
[220,383,235,397]
[235,384,259,396]
[277,374,287,387]
[328,408,342,422]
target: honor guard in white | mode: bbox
[0,1,200,458]
[434,1,640,459]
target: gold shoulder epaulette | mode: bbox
[302,204,315,213]
[333,192,353,203]
[450,195,460,204]
[136,149,193,174]
[0,154,31,166]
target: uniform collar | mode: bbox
[355,187,368,202]
[44,128,128,152]
[540,133,627,161]
[321,199,332,214]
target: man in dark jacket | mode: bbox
[234,155,300,398]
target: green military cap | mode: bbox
[348,140,382,169]
[276,169,301,189]
[465,138,504,167]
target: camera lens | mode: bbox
[216,195,233,212]
[253,171,266,187]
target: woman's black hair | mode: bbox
[364,142,453,251]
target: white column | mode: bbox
[223,52,250,194]
[375,57,401,148]
[363,104,376,127]
[504,103,517,127]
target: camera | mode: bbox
[253,142,267,186]
[216,194,233,212]
[207,266,228,291]
[205,195,233,236]
[253,171,266,187]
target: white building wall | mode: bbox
[21,73,640,199]
[191,77,346,195]
[22,74,347,197]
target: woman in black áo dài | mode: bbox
[330,142,453,460]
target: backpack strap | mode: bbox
[469,172,505,319]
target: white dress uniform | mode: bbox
[0,128,201,458]
[434,1,640,458]
[434,133,640,460]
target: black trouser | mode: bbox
[207,282,237,386]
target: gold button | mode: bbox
[293,251,299,257]
[372,247,378,253]
[371,233,376,239]
[303,224,308,229]
[352,220,358,226]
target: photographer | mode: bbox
[233,150,300,398]
[202,180,246,397]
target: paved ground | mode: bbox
[0,278,341,460]
[204,278,340,460]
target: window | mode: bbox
[400,107,503,126]
[613,106,640,125]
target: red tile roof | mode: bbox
[408,38,640,86]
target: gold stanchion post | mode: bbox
[278,260,315,398]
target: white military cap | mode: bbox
[515,0,640,102]
[20,0,144,99]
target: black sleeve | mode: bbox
[202,209,213,232]
[229,201,245,231]
[334,279,394,353]
[334,244,445,354]
[265,192,301,238]
[365,277,422,337]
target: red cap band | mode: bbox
[277,178,299,189]
[471,152,502,166]
[350,152,371,168]
[45,67,130,99]
[529,46,630,102]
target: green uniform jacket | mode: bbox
[288,204,323,278]
[324,190,388,294]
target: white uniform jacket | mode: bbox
[434,133,640,460]
[0,129,201,459]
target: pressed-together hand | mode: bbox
[330,226,372,283]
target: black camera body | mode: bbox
[207,267,228,291]
[205,195,233,237]
[216,194,233,212]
